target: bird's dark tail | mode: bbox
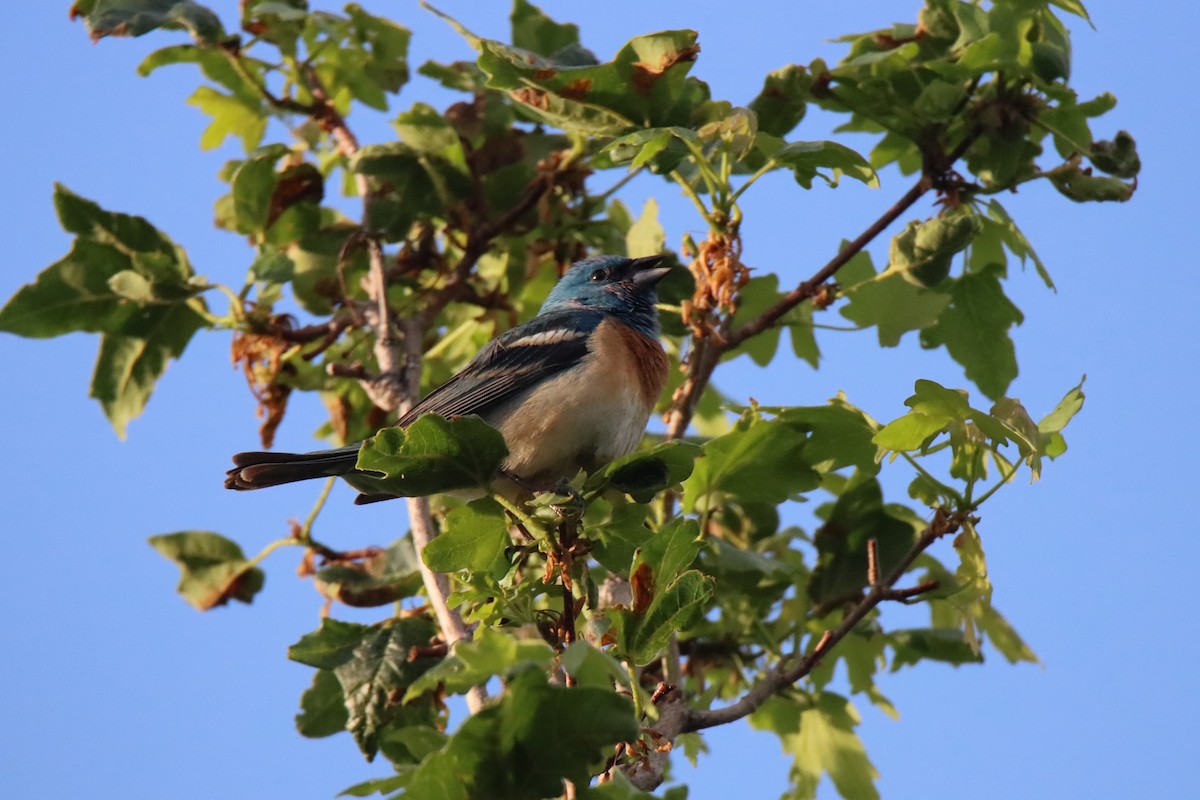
[224,445,361,490]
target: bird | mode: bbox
[225,254,672,503]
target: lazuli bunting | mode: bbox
[225,254,671,502]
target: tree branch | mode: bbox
[397,318,487,714]
[727,177,930,348]
[276,64,485,713]
[661,129,983,440]
[624,509,964,789]
[420,172,553,326]
[696,509,958,732]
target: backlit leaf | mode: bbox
[769,140,878,188]
[920,264,1024,400]
[683,409,817,512]
[148,531,264,611]
[840,272,951,347]
[422,498,511,573]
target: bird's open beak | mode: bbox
[628,254,671,288]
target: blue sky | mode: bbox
[2,2,1196,798]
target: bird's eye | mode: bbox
[589,268,609,282]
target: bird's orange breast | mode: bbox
[590,318,670,408]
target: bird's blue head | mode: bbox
[540,255,671,337]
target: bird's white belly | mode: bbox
[484,345,657,489]
[487,355,652,484]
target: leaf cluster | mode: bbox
[3,1,1135,798]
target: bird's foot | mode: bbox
[545,479,586,520]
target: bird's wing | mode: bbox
[396,309,603,426]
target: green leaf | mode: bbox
[241,1,309,57]
[473,28,704,132]
[626,198,665,259]
[0,241,137,337]
[54,183,182,255]
[776,397,880,472]
[383,659,639,794]
[631,518,702,607]
[920,264,1024,400]
[354,142,443,239]
[286,222,366,315]
[682,409,818,512]
[809,478,920,606]
[107,270,154,302]
[840,273,951,347]
[700,538,793,593]
[1048,0,1092,24]
[314,536,424,607]
[332,617,441,759]
[405,667,637,799]
[344,4,412,101]
[977,200,1053,289]
[148,531,264,611]
[248,250,295,284]
[1033,377,1085,460]
[748,65,811,138]
[74,0,224,43]
[610,569,714,665]
[510,0,580,58]
[354,415,509,498]
[289,618,371,670]
[296,669,349,738]
[291,618,441,760]
[422,498,511,573]
[588,440,702,501]
[339,775,409,798]
[600,126,697,173]
[726,274,784,366]
[872,412,951,452]
[22,189,213,439]
[1089,130,1140,179]
[560,641,630,690]
[752,693,880,800]
[393,103,469,175]
[924,523,1038,665]
[0,185,208,343]
[589,502,653,573]
[1037,377,1085,436]
[698,106,758,162]
[137,40,270,110]
[769,140,878,189]
[230,147,287,234]
[187,86,267,151]
[404,627,554,702]
[1048,161,1134,203]
[788,302,820,368]
[417,59,488,93]
[888,628,983,670]
[378,725,448,766]
[90,303,209,438]
[886,210,981,288]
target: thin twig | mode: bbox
[398,316,486,714]
[663,128,982,440]
[683,509,961,733]
[622,508,963,792]
[420,174,553,326]
[223,42,486,710]
[866,537,880,587]
[728,177,931,348]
